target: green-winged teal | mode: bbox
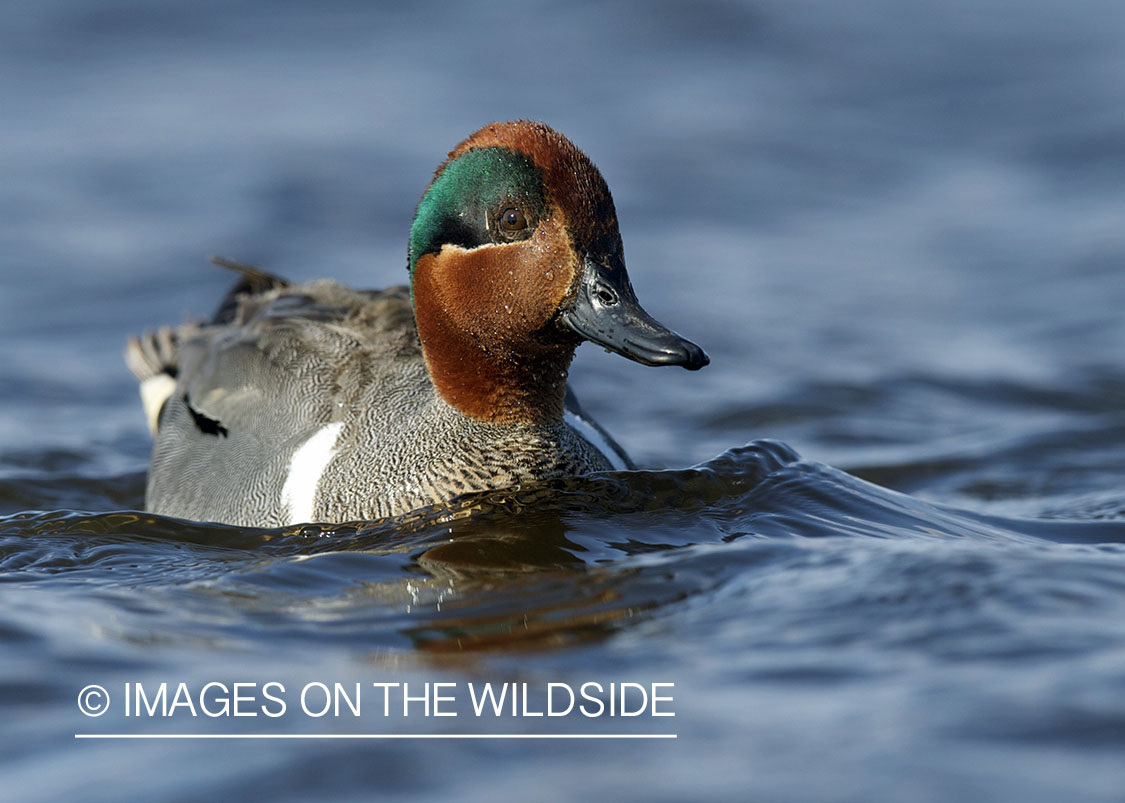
[126,121,708,526]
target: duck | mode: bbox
[125,121,708,527]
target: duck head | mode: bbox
[408,121,708,425]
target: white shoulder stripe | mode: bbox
[281,422,345,525]
[564,410,628,471]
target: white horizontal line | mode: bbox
[75,733,677,740]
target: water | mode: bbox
[2,1,1125,800]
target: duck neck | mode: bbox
[412,281,574,427]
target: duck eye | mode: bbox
[500,208,528,232]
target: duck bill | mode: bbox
[561,258,709,370]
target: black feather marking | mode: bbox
[184,394,229,438]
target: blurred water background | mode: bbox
[2,1,1125,800]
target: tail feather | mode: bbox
[209,256,290,324]
[124,326,179,382]
[125,327,182,435]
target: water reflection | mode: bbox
[4,441,1123,660]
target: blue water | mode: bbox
[2,1,1125,800]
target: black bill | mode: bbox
[561,258,709,370]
